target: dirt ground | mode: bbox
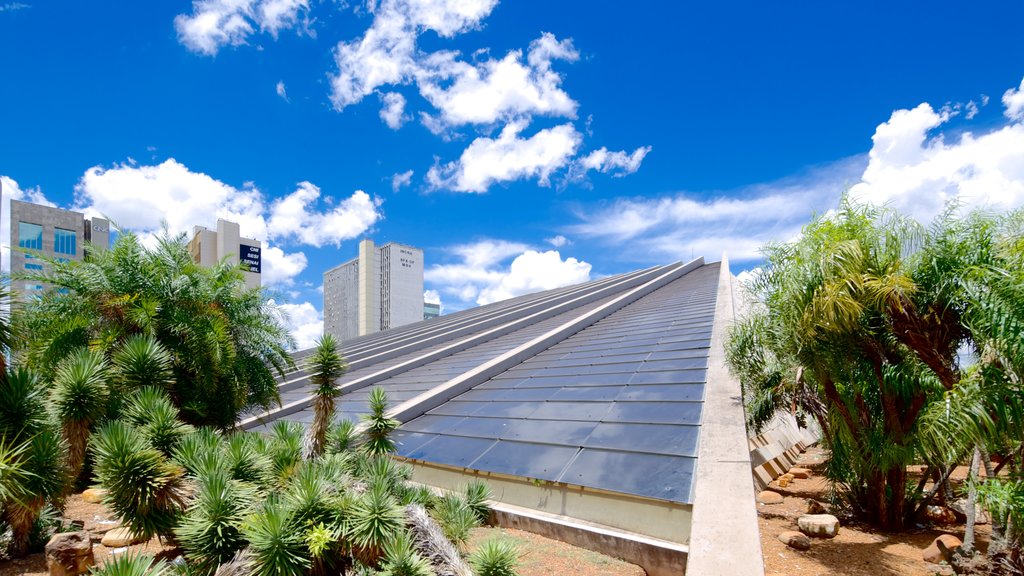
[1,493,644,576]
[759,447,991,576]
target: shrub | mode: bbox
[175,465,254,572]
[88,552,169,576]
[50,348,109,483]
[243,496,310,576]
[379,530,433,576]
[360,388,398,456]
[348,481,404,564]
[468,538,521,576]
[464,480,492,524]
[432,494,480,548]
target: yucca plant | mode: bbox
[223,433,273,487]
[283,463,340,528]
[468,538,521,576]
[266,421,305,484]
[123,387,193,456]
[432,494,480,549]
[326,418,356,455]
[464,480,492,525]
[91,420,190,540]
[348,481,404,565]
[112,334,175,390]
[173,427,226,478]
[307,335,348,459]
[243,496,310,576]
[88,552,170,576]
[51,348,109,483]
[360,388,398,456]
[175,464,254,573]
[378,529,433,576]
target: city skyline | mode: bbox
[2,1,1024,348]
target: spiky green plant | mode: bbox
[175,464,254,573]
[432,494,480,549]
[243,496,310,576]
[173,427,225,477]
[51,348,110,482]
[91,420,189,540]
[468,538,521,576]
[379,530,433,576]
[307,335,348,459]
[112,334,175,391]
[123,387,193,456]
[401,485,437,509]
[464,480,492,525]
[348,481,404,565]
[326,418,356,455]
[223,433,272,487]
[0,438,30,505]
[283,463,340,528]
[266,421,305,484]
[360,388,398,456]
[88,552,170,576]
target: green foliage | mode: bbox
[51,348,110,427]
[379,530,433,576]
[175,464,254,573]
[432,494,480,548]
[463,480,492,525]
[88,552,170,576]
[267,421,305,484]
[308,334,348,459]
[91,420,188,539]
[360,388,398,456]
[16,229,296,429]
[243,496,310,576]
[468,538,520,576]
[123,387,194,456]
[326,419,357,455]
[348,482,404,563]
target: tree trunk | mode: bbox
[963,446,981,554]
[886,465,908,530]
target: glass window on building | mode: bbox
[55,228,76,256]
[24,254,43,271]
[18,222,43,250]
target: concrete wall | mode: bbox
[749,412,819,490]
[358,239,379,336]
[324,258,360,341]
[9,199,86,296]
[378,242,423,331]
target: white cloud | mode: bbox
[175,0,310,56]
[577,146,651,177]
[276,300,322,350]
[73,159,379,287]
[848,93,1024,222]
[426,121,581,192]
[379,92,408,129]
[391,169,413,191]
[328,0,498,110]
[416,32,579,128]
[423,289,442,312]
[0,3,29,12]
[425,239,590,307]
[545,234,569,248]
[267,182,382,247]
[0,175,56,272]
[276,80,289,102]
[1002,76,1024,121]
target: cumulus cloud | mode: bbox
[0,175,56,272]
[425,239,590,307]
[426,121,581,192]
[545,234,569,248]
[379,92,408,129]
[73,159,380,286]
[391,169,413,191]
[276,300,322,349]
[575,146,651,178]
[1002,77,1024,121]
[276,80,289,102]
[175,0,310,56]
[267,182,382,248]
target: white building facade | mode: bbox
[188,219,261,289]
[324,239,424,342]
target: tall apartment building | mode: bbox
[188,219,261,289]
[9,199,110,296]
[323,239,424,341]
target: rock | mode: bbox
[45,531,94,576]
[81,489,106,504]
[778,530,811,551]
[100,527,144,548]
[797,514,840,538]
[776,473,795,488]
[949,498,990,525]
[806,499,827,514]
[923,534,962,564]
[757,490,784,505]
[788,467,812,479]
[926,505,958,525]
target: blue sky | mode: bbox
[3,1,1024,347]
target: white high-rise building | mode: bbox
[188,219,261,289]
[323,239,424,342]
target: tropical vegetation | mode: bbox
[728,198,1024,571]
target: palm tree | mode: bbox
[307,334,348,459]
[51,348,109,483]
[361,388,399,456]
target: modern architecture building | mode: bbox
[243,257,776,576]
[188,219,261,289]
[423,301,440,320]
[323,238,424,341]
[9,199,110,297]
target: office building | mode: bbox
[323,238,424,341]
[9,199,110,296]
[423,301,440,320]
[188,219,261,289]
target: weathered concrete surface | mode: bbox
[686,256,765,576]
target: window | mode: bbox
[55,228,76,256]
[18,222,42,250]
[24,254,42,271]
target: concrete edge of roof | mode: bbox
[685,254,765,576]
